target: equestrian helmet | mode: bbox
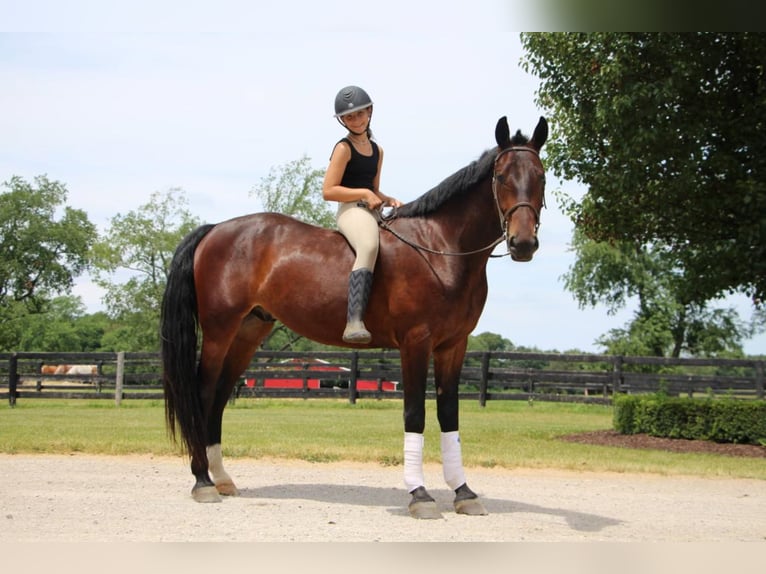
[334,85,373,117]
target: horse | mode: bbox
[42,364,98,375]
[65,365,98,375]
[161,115,548,519]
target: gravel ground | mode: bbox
[1,453,764,543]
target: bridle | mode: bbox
[491,146,544,238]
[380,146,544,258]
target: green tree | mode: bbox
[14,296,108,352]
[468,332,513,352]
[250,155,334,228]
[0,175,97,350]
[520,33,766,305]
[91,188,201,351]
[562,229,749,357]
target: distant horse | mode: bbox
[161,116,548,518]
[65,365,98,376]
[42,364,98,376]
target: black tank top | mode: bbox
[337,138,379,190]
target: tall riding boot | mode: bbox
[343,268,373,344]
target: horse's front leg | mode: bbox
[400,337,442,519]
[434,342,487,516]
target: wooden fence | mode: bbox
[1,350,764,407]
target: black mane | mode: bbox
[397,130,529,218]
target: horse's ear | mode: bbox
[531,116,548,151]
[495,116,511,148]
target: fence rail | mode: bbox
[2,350,764,407]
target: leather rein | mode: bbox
[379,146,543,258]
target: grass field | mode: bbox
[2,398,764,479]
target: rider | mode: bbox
[322,85,402,343]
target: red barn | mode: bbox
[245,358,398,391]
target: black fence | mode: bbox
[1,350,764,407]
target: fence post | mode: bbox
[348,351,358,405]
[479,352,490,407]
[755,361,764,400]
[8,353,18,407]
[612,355,624,395]
[115,351,125,406]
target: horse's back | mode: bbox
[199,212,349,258]
[192,213,354,331]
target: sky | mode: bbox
[1,3,764,355]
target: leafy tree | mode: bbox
[14,296,108,352]
[562,229,749,357]
[467,332,513,353]
[0,175,97,350]
[91,188,201,351]
[520,33,766,305]
[250,155,334,228]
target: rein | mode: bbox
[379,146,542,258]
[379,219,507,257]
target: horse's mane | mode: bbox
[396,130,530,218]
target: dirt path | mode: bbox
[1,453,764,542]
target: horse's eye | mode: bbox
[495,174,505,184]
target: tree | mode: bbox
[250,155,334,228]
[520,33,766,305]
[467,332,513,352]
[90,189,201,351]
[0,175,97,350]
[14,296,108,352]
[563,229,750,357]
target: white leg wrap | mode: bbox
[403,432,425,493]
[440,431,466,490]
[206,444,232,484]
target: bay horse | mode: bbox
[161,116,548,519]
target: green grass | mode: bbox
[1,398,764,479]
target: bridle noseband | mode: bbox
[492,146,544,238]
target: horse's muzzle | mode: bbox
[508,235,539,262]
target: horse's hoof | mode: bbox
[192,485,222,503]
[454,497,488,515]
[409,500,443,519]
[215,481,240,497]
[454,483,488,516]
[408,486,443,520]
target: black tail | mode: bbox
[161,223,215,457]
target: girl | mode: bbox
[322,85,402,343]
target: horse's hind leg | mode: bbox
[205,315,274,498]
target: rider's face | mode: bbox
[341,107,371,131]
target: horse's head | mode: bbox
[492,116,548,262]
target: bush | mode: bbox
[613,395,766,445]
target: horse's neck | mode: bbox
[429,179,502,251]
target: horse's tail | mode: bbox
[161,223,216,457]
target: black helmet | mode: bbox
[334,85,373,117]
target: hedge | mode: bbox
[613,394,766,445]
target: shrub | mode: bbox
[613,394,766,445]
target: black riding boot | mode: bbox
[343,268,373,344]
